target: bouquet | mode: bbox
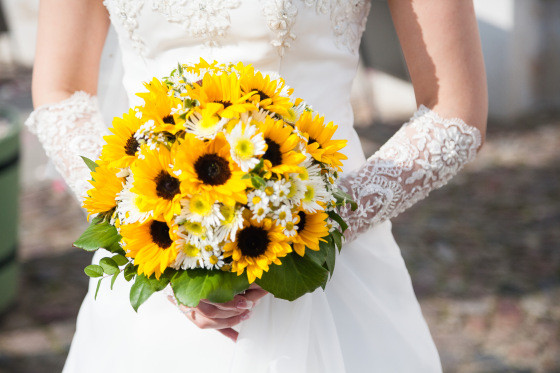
[75,59,356,310]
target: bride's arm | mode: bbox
[339,0,488,241]
[27,0,110,200]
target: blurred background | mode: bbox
[0,0,559,372]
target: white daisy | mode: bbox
[226,122,266,172]
[215,204,245,242]
[172,239,204,270]
[274,205,293,227]
[185,110,227,139]
[283,215,299,237]
[247,190,270,211]
[300,175,329,213]
[178,194,223,228]
[115,174,152,224]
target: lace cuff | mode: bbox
[25,91,108,202]
[339,105,482,242]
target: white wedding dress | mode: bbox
[24,1,484,371]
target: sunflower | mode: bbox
[137,78,185,134]
[82,162,124,219]
[223,218,292,283]
[101,108,143,168]
[120,218,179,279]
[186,72,256,119]
[173,132,248,206]
[238,64,293,117]
[130,144,183,222]
[289,210,329,256]
[259,116,306,176]
[295,111,348,171]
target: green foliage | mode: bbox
[99,257,119,275]
[112,254,129,266]
[80,156,99,172]
[74,218,123,254]
[256,252,329,301]
[123,263,137,282]
[328,210,348,233]
[333,188,358,211]
[130,274,170,312]
[84,264,104,278]
[170,269,250,307]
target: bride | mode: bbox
[26,0,487,372]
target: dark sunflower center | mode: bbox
[124,135,140,156]
[194,153,231,186]
[149,220,172,249]
[154,171,180,200]
[255,90,271,101]
[263,138,282,166]
[237,226,270,258]
[216,100,232,109]
[162,115,175,125]
[297,211,307,233]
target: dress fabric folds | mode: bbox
[63,1,442,371]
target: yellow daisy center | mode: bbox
[265,186,274,196]
[183,243,200,257]
[234,139,255,160]
[184,221,205,236]
[278,211,287,220]
[190,194,212,216]
[220,205,235,224]
[209,255,219,265]
[304,185,315,201]
[286,222,295,231]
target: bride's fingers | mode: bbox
[242,287,268,304]
[194,301,245,319]
[217,328,239,342]
[204,294,254,311]
[186,309,252,331]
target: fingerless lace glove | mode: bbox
[24,92,108,202]
[339,105,482,242]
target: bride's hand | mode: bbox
[167,283,268,342]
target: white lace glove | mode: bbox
[339,105,482,242]
[24,91,108,202]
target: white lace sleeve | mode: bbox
[24,91,108,202]
[339,105,482,242]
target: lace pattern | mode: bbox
[262,0,299,56]
[151,0,241,46]
[303,0,371,53]
[339,106,482,242]
[103,0,370,56]
[24,92,108,202]
[103,0,146,55]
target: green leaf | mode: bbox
[81,156,99,172]
[171,270,250,307]
[110,272,119,290]
[112,254,129,266]
[331,230,343,253]
[130,274,170,312]
[251,176,265,189]
[94,278,102,300]
[84,264,104,278]
[333,188,358,211]
[303,246,327,267]
[241,174,251,180]
[252,159,265,174]
[123,263,137,282]
[99,257,119,275]
[320,236,337,277]
[74,219,121,252]
[256,252,329,301]
[328,211,348,233]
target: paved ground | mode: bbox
[0,66,559,372]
